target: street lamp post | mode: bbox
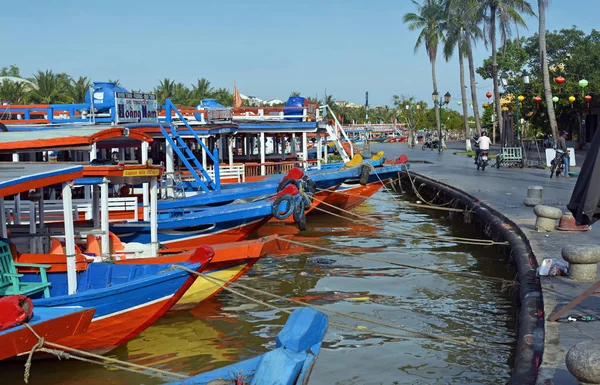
[432,91,451,153]
[501,71,530,145]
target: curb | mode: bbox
[398,170,544,385]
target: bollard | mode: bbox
[557,211,590,232]
[533,205,563,232]
[566,341,600,384]
[562,245,600,281]
[523,185,543,207]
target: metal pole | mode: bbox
[438,102,443,154]
[141,141,150,221]
[515,84,520,144]
[100,179,110,259]
[62,182,77,295]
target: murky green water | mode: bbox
[2,190,516,384]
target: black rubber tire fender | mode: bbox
[277,178,296,192]
[0,122,7,132]
[359,164,370,185]
[272,194,295,220]
[293,196,307,231]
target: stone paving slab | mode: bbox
[371,142,600,385]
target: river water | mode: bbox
[3,188,516,385]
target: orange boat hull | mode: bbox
[319,182,383,214]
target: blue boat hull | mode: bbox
[163,307,328,385]
[21,261,205,354]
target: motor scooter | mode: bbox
[422,137,439,151]
[473,143,489,171]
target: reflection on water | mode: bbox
[2,190,516,385]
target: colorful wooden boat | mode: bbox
[19,247,212,355]
[0,305,95,361]
[162,307,327,385]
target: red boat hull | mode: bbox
[161,217,271,248]
[319,182,383,214]
[0,308,94,361]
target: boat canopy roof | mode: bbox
[235,122,328,134]
[0,163,83,197]
[0,126,153,152]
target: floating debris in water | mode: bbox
[346,296,371,302]
[309,257,337,265]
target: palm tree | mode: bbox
[191,78,214,103]
[483,0,535,141]
[538,0,557,141]
[28,70,70,104]
[444,0,483,150]
[0,79,28,104]
[108,79,121,86]
[290,91,301,97]
[403,0,446,138]
[172,83,192,105]
[212,87,233,106]
[154,78,176,104]
[68,76,91,103]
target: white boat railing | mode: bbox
[3,197,139,225]
[205,164,245,182]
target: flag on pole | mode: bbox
[233,82,243,108]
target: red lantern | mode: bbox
[585,95,592,108]
[555,76,565,94]
[486,92,492,99]
[534,96,542,108]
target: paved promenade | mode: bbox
[371,141,600,385]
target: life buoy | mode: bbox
[272,194,295,220]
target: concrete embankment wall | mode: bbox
[397,170,544,385]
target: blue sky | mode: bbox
[1,0,596,109]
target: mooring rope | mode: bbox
[22,324,187,383]
[316,187,464,213]
[175,266,514,352]
[403,168,457,207]
[175,266,484,346]
[303,191,507,246]
[276,237,517,287]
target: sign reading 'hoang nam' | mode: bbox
[115,92,158,123]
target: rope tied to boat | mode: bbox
[299,190,507,247]
[274,237,518,287]
[174,266,511,351]
[21,323,188,383]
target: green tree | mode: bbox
[483,0,535,142]
[537,0,558,141]
[290,91,301,97]
[154,78,176,104]
[108,79,121,86]
[68,76,91,103]
[28,70,70,103]
[0,79,28,104]
[403,0,445,141]
[0,65,21,77]
[172,83,192,105]
[444,0,483,149]
[191,78,214,104]
[212,87,233,106]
